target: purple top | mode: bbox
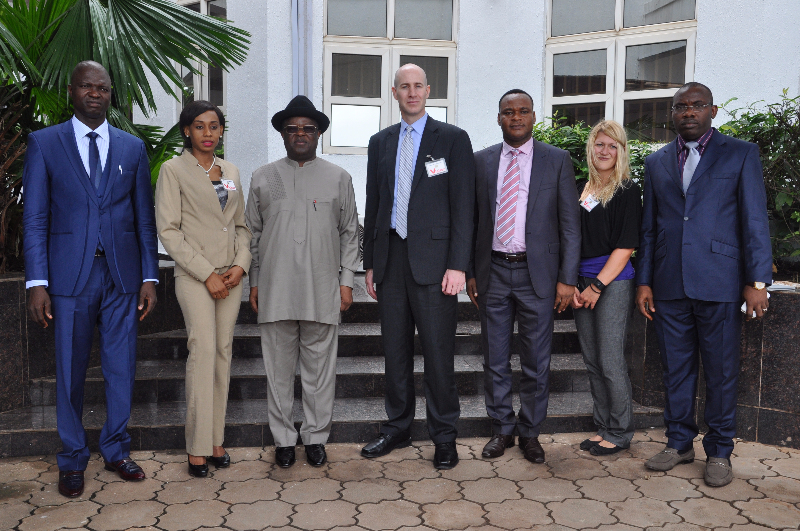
[579,255,635,281]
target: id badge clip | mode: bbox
[425,157,448,177]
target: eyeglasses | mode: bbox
[283,125,319,135]
[671,103,713,114]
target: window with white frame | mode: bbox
[323,0,457,154]
[545,0,696,142]
[177,0,228,151]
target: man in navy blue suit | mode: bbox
[23,61,159,497]
[636,82,772,487]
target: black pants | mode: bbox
[376,232,460,443]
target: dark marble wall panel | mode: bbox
[0,276,24,412]
[737,318,763,407]
[760,292,800,413]
[756,408,800,448]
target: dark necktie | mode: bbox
[87,131,102,189]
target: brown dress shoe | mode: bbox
[104,458,146,481]
[58,470,85,498]
[481,434,515,458]
[518,436,545,463]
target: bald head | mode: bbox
[70,61,110,87]
[393,63,427,88]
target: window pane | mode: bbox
[185,2,200,13]
[209,65,224,107]
[552,103,605,127]
[624,0,695,28]
[330,104,381,147]
[331,54,382,98]
[427,106,447,123]
[625,41,686,91]
[400,56,448,99]
[624,97,675,142]
[181,65,194,107]
[395,0,452,40]
[328,0,387,37]
[551,0,615,37]
[553,50,606,96]
[209,0,226,18]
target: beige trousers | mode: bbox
[176,274,242,456]
[259,321,338,447]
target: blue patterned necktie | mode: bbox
[87,131,102,189]
[394,124,415,239]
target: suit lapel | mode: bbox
[487,144,502,221]
[659,139,682,193]
[385,123,400,200]
[58,121,99,206]
[101,126,123,204]
[526,141,549,222]
[410,117,440,197]
[687,132,726,191]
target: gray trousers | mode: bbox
[259,320,338,447]
[573,277,635,447]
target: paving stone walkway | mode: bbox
[2,430,800,531]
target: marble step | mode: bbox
[0,392,663,458]
[137,320,581,360]
[28,353,591,407]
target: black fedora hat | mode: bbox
[271,95,330,133]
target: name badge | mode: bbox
[221,179,237,191]
[580,194,599,212]
[425,158,448,177]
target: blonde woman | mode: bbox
[571,120,642,456]
[155,100,252,477]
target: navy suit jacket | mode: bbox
[23,119,158,296]
[636,130,772,302]
[363,116,475,285]
[469,141,581,299]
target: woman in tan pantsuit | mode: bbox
[155,100,251,478]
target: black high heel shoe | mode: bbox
[188,456,209,478]
[208,452,231,469]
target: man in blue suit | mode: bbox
[636,82,772,487]
[23,61,159,497]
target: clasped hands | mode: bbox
[205,266,245,299]
[571,284,601,310]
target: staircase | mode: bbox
[0,274,663,457]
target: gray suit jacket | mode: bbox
[469,140,581,298]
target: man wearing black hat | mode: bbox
[245,95,360,468]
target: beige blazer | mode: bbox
[155,150,251,281]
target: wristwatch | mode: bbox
[749,282,767,290]
[592,278,606,292]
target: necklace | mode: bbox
[197,154,217,179]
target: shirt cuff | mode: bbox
[26,280,48,289]
[339,268,355,288]
[143,279,159,284]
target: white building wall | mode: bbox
[696,0,800,126]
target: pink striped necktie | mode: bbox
[496,148,520,245]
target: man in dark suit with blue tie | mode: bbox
[361,64,475,469]
[636,82,772,487]
[23,61,159,497]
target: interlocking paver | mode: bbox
[461,477,519,504]
[518,477,581,503]
[595,525,639,531]
[156,500,228,530]
[603,457,664,480]
[577,475,641,502]
[292,500,357,529]
[357,499,422,530]
[673,497,748,527]
[402,477,460,504]
[371,445,419,462]
[217,477,282,503]
[627,440,669,460]
[280,477,342,504]
[156,477,222,504]
[224,500,293,530]
[324,443,364,462]
[633,474,702,501]
[0,459,51,482]
[87,500,164,530]
[327,458,384,481]
[152,450,187,464]
[267,460,328,481]
[493,457,552,481]
[735,498,800,529]
[0,481,39,504]
[383,459,440,482]
[724,525,779,531]
[0,501,33,530]
[609,496,681,528]
[549,456,608,480]
[226,446,265,462]
[27,478,105,507]
[547,498,615,528]
[422,500,485,530]
[551,432,594,445]
[750,475,800,503]
[663,459,706,479]
[441,458,496,481]
[645,524,705,531]
[19,500,101,531]
[153,462,194,483]
[341,478,402,504]
[766,455,800,481]
[210,461,271,481]
[92,478,163,505]
[735,457,778,479]
[541,443,581,461]
[691,477,765,502]
[484,498,550,529]
[734,441,789,460]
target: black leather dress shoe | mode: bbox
[58,470,85,498]
[590,443,625,456]
[481,434,515,458]
[276,446,296,468]
[305,444,327,467]
[580,438,601,451]
[518,436,546,463]
[104,458,146,481]
[433,442,459,470]
[208,452,231,468]
[187,458,209,478]
[361,432,412,458]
